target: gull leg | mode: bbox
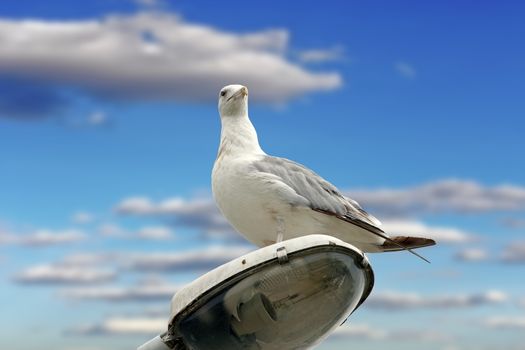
[276,216,285,243]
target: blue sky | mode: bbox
[1,1,524,349]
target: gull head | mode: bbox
[218,84,248,118]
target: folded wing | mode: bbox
[251,156,435,262]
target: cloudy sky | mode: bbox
[1,1,524,349]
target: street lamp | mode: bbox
[138,234,374,350]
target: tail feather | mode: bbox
[380,236,436,251]
[377,235,436,264]
[311,208,436,263]
[370,232,435,264]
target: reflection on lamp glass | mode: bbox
[175,248,371,350]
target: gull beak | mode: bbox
[228,87,249,101]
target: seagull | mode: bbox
[212,84,435,262]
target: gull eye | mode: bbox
[220,91,227,97]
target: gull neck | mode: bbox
[219,114,264,157]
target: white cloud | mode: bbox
[484,316,525,330]
[13,264,116,284]
[0,232,16,245]
[68,316,166,336]
[500,241,525,263]
[72,211,95,224]
[347,179,525,216]
[98,223,127,237]
[65,111,112,129]
[365,290,507,311]
[330,324,385,340]
[98,223,175,240]
[519,298,525,308]
[455,248,490,262]
[125,245,252,272]
[86,111,108,126]
[330,324,451,342]
[382,220,476,244]
[135,0,163,7]
[115,196,236,239]
[61,280,181,302]
[136,226,174,240]
[395,61,417,79]
[52,244,251,274]
[0,11,341,117]
[20,229,86,246]
[386,330,452,342]
[501,217,525,229]
[115,197,154,214]
[0,229,86,247]
[116,196,219,218]
[442,345,525,350]
[298,46,344,63]
[61,252,117,266]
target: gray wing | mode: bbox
[252,156,435,263]
[252,156,382,229]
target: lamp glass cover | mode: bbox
[175,247,370,350]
